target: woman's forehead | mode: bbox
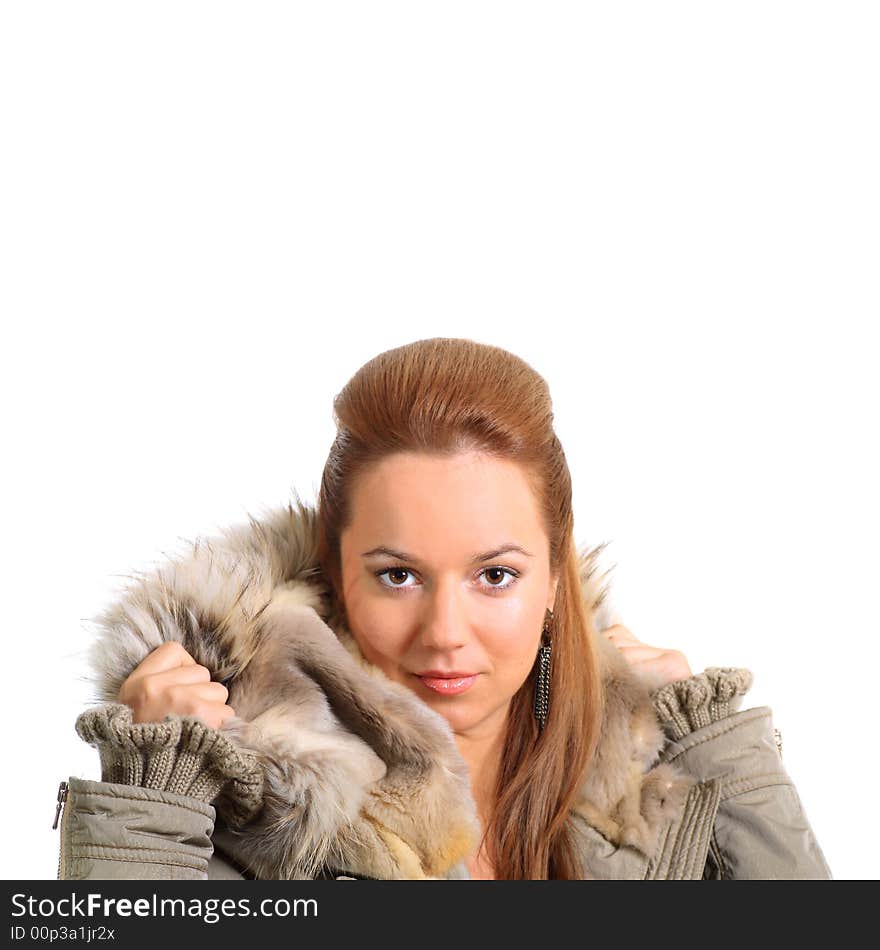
[344,451,548,560]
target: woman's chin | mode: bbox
[400,673,506,736]
[407,686,479,730]
[422,695,503,738]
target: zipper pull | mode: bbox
[52,781,68,830]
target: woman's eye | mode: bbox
[375,567,419,590]
[479,567,519,590]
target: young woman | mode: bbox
[59,338,831,880]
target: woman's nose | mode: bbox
[418,581,469,651]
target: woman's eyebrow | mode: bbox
[361,544,534,564]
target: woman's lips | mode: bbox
[416,674,479,695]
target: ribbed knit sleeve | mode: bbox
[650,667,754,741]
[75,703,264,828]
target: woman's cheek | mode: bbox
[355,606,414,671]
[482,618,540,681]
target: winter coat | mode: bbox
[57,501,832,880]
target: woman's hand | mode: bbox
[118,641,236,730]
[601,624,692,689]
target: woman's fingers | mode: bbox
[127,687,235,727]
[166,681,230,708]
[629,650,692,685]
[601,625,692,687]
[601,623,641,645]
[136,692,236,730]
[118,643,235,728]
[136,663,212,696]
[627,653,692,686]
[612,644,668,661]
[163,684,236,730]
[202,704,237,730]
[125,641,197,681]
[120,662,212,707]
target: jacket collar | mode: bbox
[88,500,694,879]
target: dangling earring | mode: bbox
[534,608,553,734]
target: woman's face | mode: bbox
[339,450,559,739]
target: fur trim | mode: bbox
[84,499,693,877]
[570,543,696,856]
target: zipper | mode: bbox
[52,780,68,830]
[54,780,69,879]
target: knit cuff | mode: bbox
[75,703,264,828]
[650,667,754,741]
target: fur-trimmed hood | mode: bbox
[85,500,696,880]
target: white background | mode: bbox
[2,1,877,879]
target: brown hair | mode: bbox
[315,337,605,879]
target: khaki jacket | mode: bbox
[58,501,831,880]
